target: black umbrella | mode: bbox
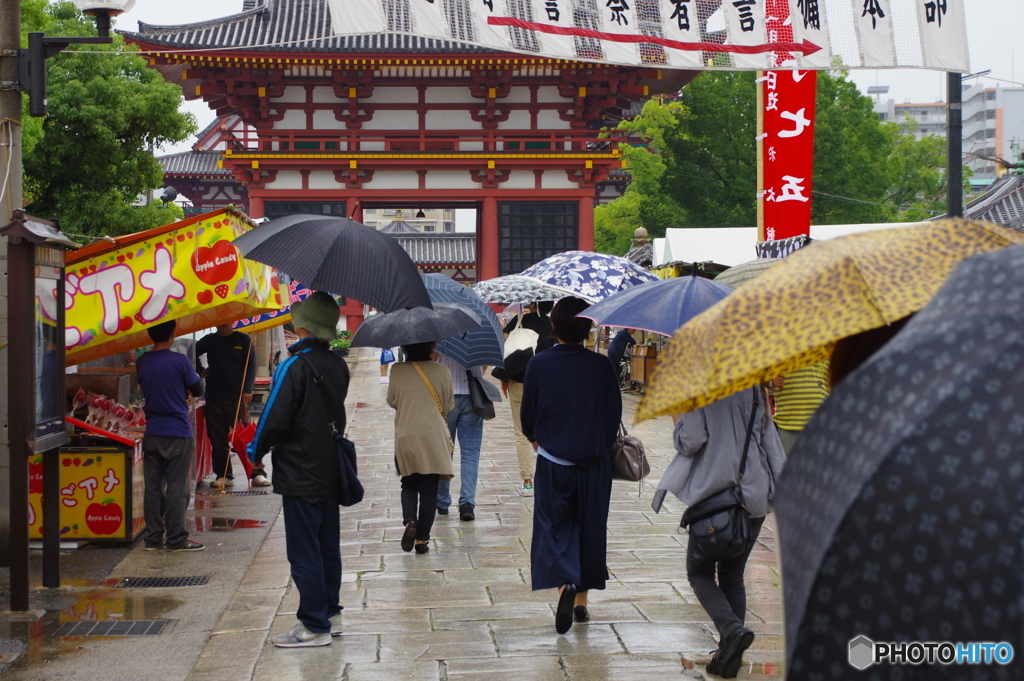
[231,214,431,312]
[350,304,481,349]
[776,244,1024,680]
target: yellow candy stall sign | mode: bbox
[64,209,283,365]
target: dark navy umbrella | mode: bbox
[776,244,1024,680]
[349,304,480,349]
[577,270,734,336]
[231,214,431,312]
[422,274,504,369]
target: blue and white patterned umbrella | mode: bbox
[473,275,568,305]
[422,274,505,369]
[518,251,659,302]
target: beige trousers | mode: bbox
[507,381,535,481]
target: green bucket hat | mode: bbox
[290,291,340,340]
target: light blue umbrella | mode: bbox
[577,271,734,336]
[422,274,505,369]
[518,250,659,302]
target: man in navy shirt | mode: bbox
[136,319,205,551]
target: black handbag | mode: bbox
[299,355,364,507]
[610,422,649,482]
[680,389,760,562]
[466,370,496,420]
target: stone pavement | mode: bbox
[0,347,784,681]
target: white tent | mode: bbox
[653,222,929,267]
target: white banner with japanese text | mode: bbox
[327,0,970,71]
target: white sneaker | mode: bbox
[379,376,389,384]
[251,473,271,487]
[211,477,234,489]
[329,613,343,637]
[519,483,534,497]
[272,622,332,648]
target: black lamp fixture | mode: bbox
[18,0,136,117]
[415,208,426,218]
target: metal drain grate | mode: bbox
[197,490,269,497]
[56,620,168,637]
[116,576,210,588]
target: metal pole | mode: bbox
[946,72,963,218]
[0,0,23,575]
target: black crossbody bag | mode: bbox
[298,354,363,507]
[680,389,759,562]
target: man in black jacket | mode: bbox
[250,292,350,648]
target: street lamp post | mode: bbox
[1,0,134,613]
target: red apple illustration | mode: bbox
[191,240,239,285]
[85,499,123,536]
[197,289,214,305]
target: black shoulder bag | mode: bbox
[298,354,364,507]
[680,388,760,562]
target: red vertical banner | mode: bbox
[761,69,816,240]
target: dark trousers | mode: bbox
[142,435,194,549]
[686,516,765,639]
[531,454,612,592]
[282,495,342,634]
[205,399,238,480]
[401,473,440,541]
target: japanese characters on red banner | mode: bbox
[761,69,816,241]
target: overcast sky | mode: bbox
[111,0,1022,151]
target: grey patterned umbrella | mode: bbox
[231,214,431,313]
[473,275,567,305]
[713,257,781,288]
[776,243,1024,679]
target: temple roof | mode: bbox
[120,0,493,54]
[379,220,420,234]
[389,233,475,265]
[159,150,231,177]
[962,175,1024,232]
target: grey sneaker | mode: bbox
[272,622,332,648]
[329,613,343,637]
[168,540,205,552]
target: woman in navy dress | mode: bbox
[521,296,622,634]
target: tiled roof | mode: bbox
[120,0,493,54]
[963,175,1024,232]
[158,150,231,177]
[380,220,420,234]
[390,233,475,265]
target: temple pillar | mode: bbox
[479,196,499,281]
[578,197,595,252]
[248,196,265,219]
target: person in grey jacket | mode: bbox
[652,386,786,679]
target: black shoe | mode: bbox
[437,507,449,515]
[709,627,755,679]
[401,522,417,552]
[555,583,576,635]
[414,542,430,554]
[573,605,589,623]
[459,503,475,521]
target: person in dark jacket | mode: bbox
[521,296,622,635]
[196,323,258,488]
[250,292,350,648]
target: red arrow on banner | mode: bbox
[487,17,822,57]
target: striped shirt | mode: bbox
[772,362,830,431]
[436,353,482,396]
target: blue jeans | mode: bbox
[282,495,342,633]
[437,395,483,509]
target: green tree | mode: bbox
[883,117,971,222]
[21,1,195,238]
[594,99,688,254]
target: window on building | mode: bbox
[264,202,346,218]
[987,110,997,119]
[986,90,996,100]
[498,202,578,276]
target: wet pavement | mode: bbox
[0,348,785,680]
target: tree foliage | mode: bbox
[594,70,965,252]
[20,1,195,238]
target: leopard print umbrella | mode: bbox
[637,219,1024,421]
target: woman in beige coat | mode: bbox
[386,341,455,554]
